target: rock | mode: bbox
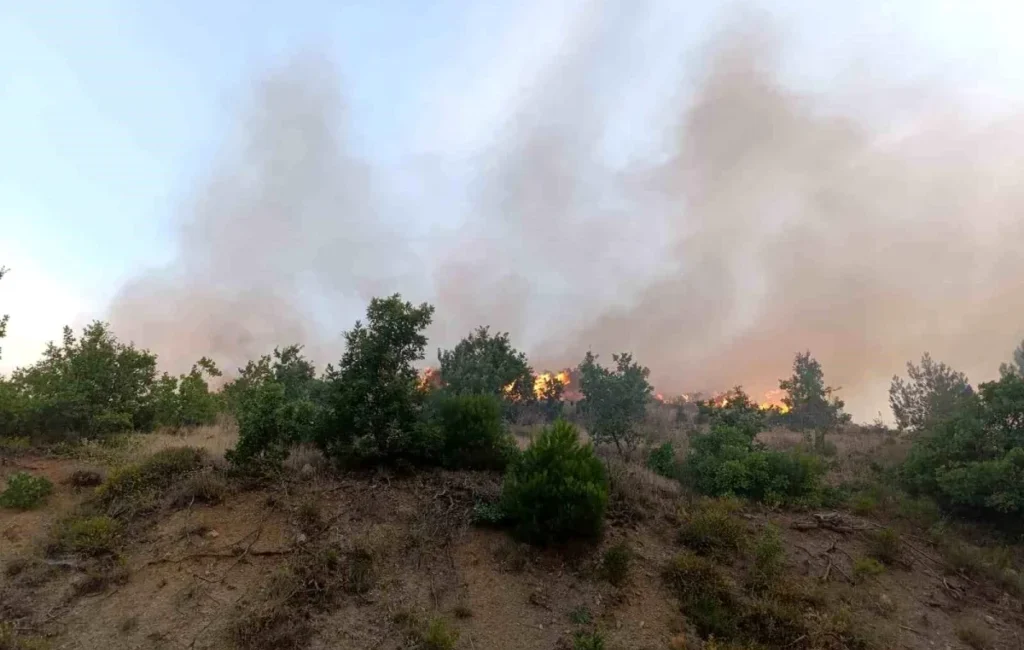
[296,532,308,545]
[205,530,219,539]
[300,463,315,477]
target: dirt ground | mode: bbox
[2,430,1023,650]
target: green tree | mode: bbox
[577,351,652,456]
[1000,339,1024,378]
[318,295,435,464]
[901,372,1024,522]
[10,322,158,436]
[438,326,535,404]
[698,386,764,438]
[779,351,850,448]
[889,353,973,432]
[225,346,324,465]
[501,420,608,544]
[153,357,223,429]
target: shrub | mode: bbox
[421,617,459,650]
[171,470,227,506]
[232,605,312,650]
[577,351,652,456]
[646,441,679,479]
[956,619,995,650]
[470,501,506,526]
[600,542,632,587]
[685,425,824,504]
[501,420,608,544]
[152,358,222,430]
[68,469,103,488]
[317,295,434,465]
[225,346,325,466]
[569,606,592,625]
[663,551,736,639]
[52,515,120,556]
[679,500,747,560]
[432,393,517,470]
[96,446,206,505]
[852,557,885,582]
[867,528,901,566]
[0,472,53,510]
[900,372,1024,524]
[748,525,785,591]
[573,630,606,650]
[4,322,159,437]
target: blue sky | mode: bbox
[3,0,1024,373]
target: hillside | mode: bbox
[2,423,1022,650]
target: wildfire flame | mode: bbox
[533,370,571,399]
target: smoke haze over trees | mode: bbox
[106,5,1024,420]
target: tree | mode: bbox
[779,351,850,448]
[577,351,652,456]
[438,326,534,404]
[318,295,435,464]
[153,357,223,430]
[9,322,158,435]
[698,386,765,438]
[901,372,1024,522]
[225,345,324,465]
[889,353,973,432]
[1000,339,1024,378]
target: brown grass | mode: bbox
[141,417,238,461]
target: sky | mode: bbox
[3,1,1024,419]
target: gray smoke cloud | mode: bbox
[110,9,1024,420]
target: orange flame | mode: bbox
[534,370,571,399]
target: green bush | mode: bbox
[0,472,53,510]
[646,441,679,479]
[853,557,885,582]
[662,551,736,639]
[679,500,747,560]
[3,322,159,438]
[600,542,632,587]
[422,617,459,650]
[748,525,785,591]
[900,372,1024,523]
[317,295,434,465]
[433,393,517,470]
[573,630,606,650]
[152,358,221,429]
[52,515,120,556]
[867,528,901,566]
[684,424,824,504]
[501,420,608,544]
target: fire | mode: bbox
[417,367,440,391]
[758,388,790,413]
[533,370,571,399]
[503,380,517,395]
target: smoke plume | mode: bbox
[109,9,1024,419]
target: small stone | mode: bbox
[296,532,308,545]
[300,463,315,477]
[205,530,219,539]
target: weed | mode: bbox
[955,619,994,650]
[96,446,207,511]
[866,527,901,566]
[0,437,31,453]
[231,604,312,650]
[422,617,459,650]
[663,551,737,638]
[849,492,877,516]
[68,469,103,488]
[470,501,505,526]
[51,515,120,556]
[493,538,530,573]
[118,616,138,634]
[0,622,50,650]
[852,557,885,582]
[170,470,227,506]
[679,500,747,560]
[600,542,632,587]
[296,500,325,538]
[74,559,130,596]
[569,606,592,625]
[0,472,53,510]
[453,605,473,619]
[573,630,606,650]
[748,525,785,591]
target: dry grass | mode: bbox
[282,443,329,478]
[140,417,238,461]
